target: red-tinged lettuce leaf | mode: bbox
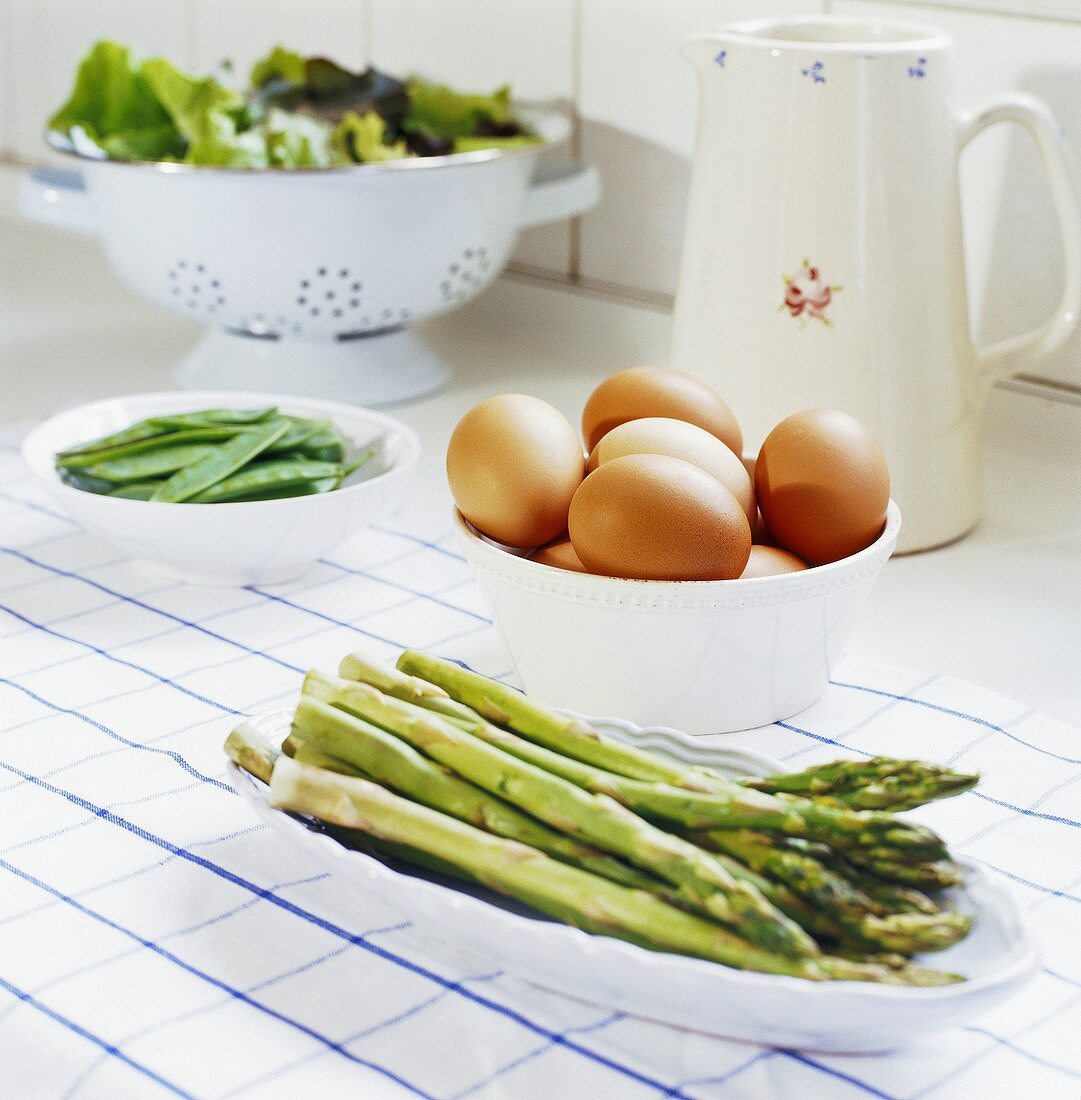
[249,47,409,127]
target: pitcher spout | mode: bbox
[680,30,729,71]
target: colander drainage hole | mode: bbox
[168,260,226,315]
[292,266,366,324]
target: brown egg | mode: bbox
[587,417,755,525]
[528,537,588,573]
[740,545,808,579]
[755,409,890,566]
[752,510,775,546]
[582,366,743,455]
[568,454,751,581]
[447,394,585,548]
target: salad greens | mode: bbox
[55,407,375,503]
[48,41,540,168]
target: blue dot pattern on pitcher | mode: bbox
[802,60,825,84]
[715,49,727,68]
[908,56,927,79]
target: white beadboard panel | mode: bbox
[8,0,192,165]
[369,0,577,276]
[190,0,366,80]
[836,1,1081,387]
[827,0,1081,25]
[578,0,825,300]
[0,1,13,158]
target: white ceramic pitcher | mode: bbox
[670,16,1081,552]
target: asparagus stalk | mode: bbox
[303,673,818,959]
[225,726,278,784]
[395,649,721,789]
[700,830,972,953]
[337,657,946,858]
[295,718,865,951]
[744,757,978,811]
[289,697,659,893]
[842,849,966,891]
[391,653,947,857]
[785,839,940,916]
[264,747,958,984]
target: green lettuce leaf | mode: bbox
[140,58,261,166]
[48,41,184,161]
[405,78,515,139]
[48,42,536,168]
[250,45,308,89]
[453,133,540,154]
[264,108,338,167]
[333,110,407,164]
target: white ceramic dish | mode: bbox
[22,390,420,585]
[454,502,901,735]
[230,705,1037,1053]
[19,108,600,406]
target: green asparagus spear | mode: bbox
[302,673,818,959]
[842,849,966,891]
[744,757,978,811]
[699,830,971,953]
[288,697,660,892]
[293,702,858,949]
[395,649,719,788]
[263,748,959,985]
[224,726,279,784]
[338,656,946,857]
[785,839,940,915]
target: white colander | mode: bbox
[20,108,598,405]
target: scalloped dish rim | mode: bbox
[229,702,1038,1026]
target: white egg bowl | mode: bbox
[22,391,420,586]
[455,501,901,734]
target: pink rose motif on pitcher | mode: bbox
[781,259,842,326]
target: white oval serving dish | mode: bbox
[22,390,420,585]
[230,705,1037,1053]
[454,502,902,735]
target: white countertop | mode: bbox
[3,189,1079,728]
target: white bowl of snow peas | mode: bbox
[23,391,420,585]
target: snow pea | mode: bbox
[147,407,278,430]
[293,425,345,462]
[265,418,330,454]
[84,443,222,482]
[229,478,340,501]
[338,449,376,482]
[56,420,169,460]
[107,482,163,500]
[58,427,242,470]
[151,419,290,502]
[188,459,341,503]
[58,468,117,494]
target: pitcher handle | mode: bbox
[959,93,1081,391]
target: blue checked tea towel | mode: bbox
[0,443,1079,1099]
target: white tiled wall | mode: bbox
[7,0,194,167]
[834,0,1081,389]
[189,0,366,77]
[368,0,577,275]
[579,0,820,299]
[5,0,1081,388]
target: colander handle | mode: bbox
[18,169,96,235]
[519,162,601,229]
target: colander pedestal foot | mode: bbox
[175,327,451,408]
